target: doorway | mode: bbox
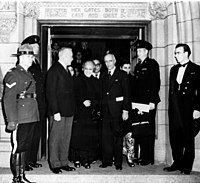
[39,21,149,71]
[38,20,149,158]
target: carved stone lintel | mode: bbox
[22,2,40,18]
[149,2,171,20]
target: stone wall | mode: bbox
[0,1,200,172]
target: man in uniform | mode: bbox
[21,35,46,170]
[131,40,161,165]
[163,43,200,174]
[3,44,39,183]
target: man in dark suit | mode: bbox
[99,53,130,170]
[163,43,200,174]
[46,47,76,174]
[131,40,161,165]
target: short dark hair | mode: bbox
[175,43,191,57]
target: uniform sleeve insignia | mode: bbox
[6,82,16,88]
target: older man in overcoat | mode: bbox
[46,47,76,174]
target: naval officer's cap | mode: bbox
[134,40,152,51]
[21,35,40,45]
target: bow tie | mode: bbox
[178,62,189,68]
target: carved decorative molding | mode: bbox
[22,2,40,18]
[0,2,17,42]
[149,2,171,20]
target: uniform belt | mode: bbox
[132,121,149,126]
[17,93,36,99]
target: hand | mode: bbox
[7,122,17,131]
[149,103,155,110]
[54,113,61,121]
[193,110,200,119]
[83,100,91,107]
[122,110,129,121]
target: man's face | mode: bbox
[93,60,101,73]
[174,47,188,64]
[104,54,116,71]
[76,52,82,60]
[20,54,34,68]
[137,48,148,60]
[31,43,40,55]
[62,49,73,66]
[121,63,131,74]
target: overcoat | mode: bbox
[46,62,75,117]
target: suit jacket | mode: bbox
[131,57,160,105]
[46,62,75,117]
[168,61,200,133]
[3,65,39,124]
[101,68,130,117]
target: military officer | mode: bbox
[3,44,39,183]
[131,40,161,165]
[21,35,46,170]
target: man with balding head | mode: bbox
[99,53,130,170]
[46,47,76,173]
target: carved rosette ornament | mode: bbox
[22,2,40,18]
[149,2,171,20]
[0,2,17,42]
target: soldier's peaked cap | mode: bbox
[21,35,40,45]
[12,44,34,56]
[134,40,152,50]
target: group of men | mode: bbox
[2,35,200,183]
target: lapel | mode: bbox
[57,62,72,84]
[181,61,192,84]
[108,68,119,90]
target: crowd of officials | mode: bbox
[2,35,200,183]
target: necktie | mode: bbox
[108,71,111,79]
[66,67,71,77]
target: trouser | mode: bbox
[102,111,123,166]
[10,123,35,182]
[49,116,73,169]
[170,129,195,171]
[136,135,154,163]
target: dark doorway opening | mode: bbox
[39,23,149,72]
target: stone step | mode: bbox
[1,174,200,183]
[1,160,200,183]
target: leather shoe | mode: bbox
[25,165,33,171]
[51,168,62,174]
[74,161,81,168]
[163,164,181,172]
[61,165,76,171]
[99,163,112,168]
[115,165,122,170]
[83,163,91,169]
[181,168,191,175]
[29,162,42,168]
[140,161,150,166]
